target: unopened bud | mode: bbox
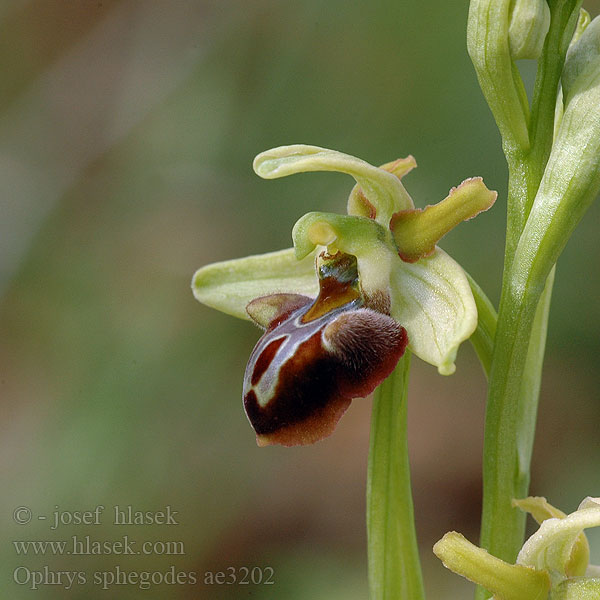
[562,15,600,102]
[508,0,551,59]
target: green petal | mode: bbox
[517,497,600,578]
[508,0,550,60]
[513,496,568,523]
[389,248,478,375]
[253,144,414,224]
[433,531,550,600]
[192,248,318,321]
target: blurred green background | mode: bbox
[2,1,599,598]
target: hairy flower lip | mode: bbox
[242,252,408,446]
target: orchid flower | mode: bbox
[192,144,496,446]
[434,496,600,599]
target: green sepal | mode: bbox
[514,496,590,577]
[253,145,414,225]
[192,248,318,322]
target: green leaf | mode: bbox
[562,14,599,100]
[467,0,530,151]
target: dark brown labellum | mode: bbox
[243,254,407,446]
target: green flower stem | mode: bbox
[475,5,580,596]
[367,351,425,600]
[474,167,555,600]
[475,262,555,600]
[474,272,554,600]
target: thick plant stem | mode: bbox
[473,4,580,597]
[367,352,425,600]
[475,270,554,600]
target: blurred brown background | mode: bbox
[1,1,599,598]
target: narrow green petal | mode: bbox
[513,496,568,523]
[192,248,318,321]
[253,144,414,224]
[389,248,477,375]
[517,498,600,577]
[433,531,550,600]
[390,177,497,262]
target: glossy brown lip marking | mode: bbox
[245,331,340,435]
[244,308,408,446]
[251,336,286,386]
[301,275,361,322]
[301,252,361,324]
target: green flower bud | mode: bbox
[563,14,600,101]
[467,0,530,150]
[511,53,600,296]
[508,0,551,60]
